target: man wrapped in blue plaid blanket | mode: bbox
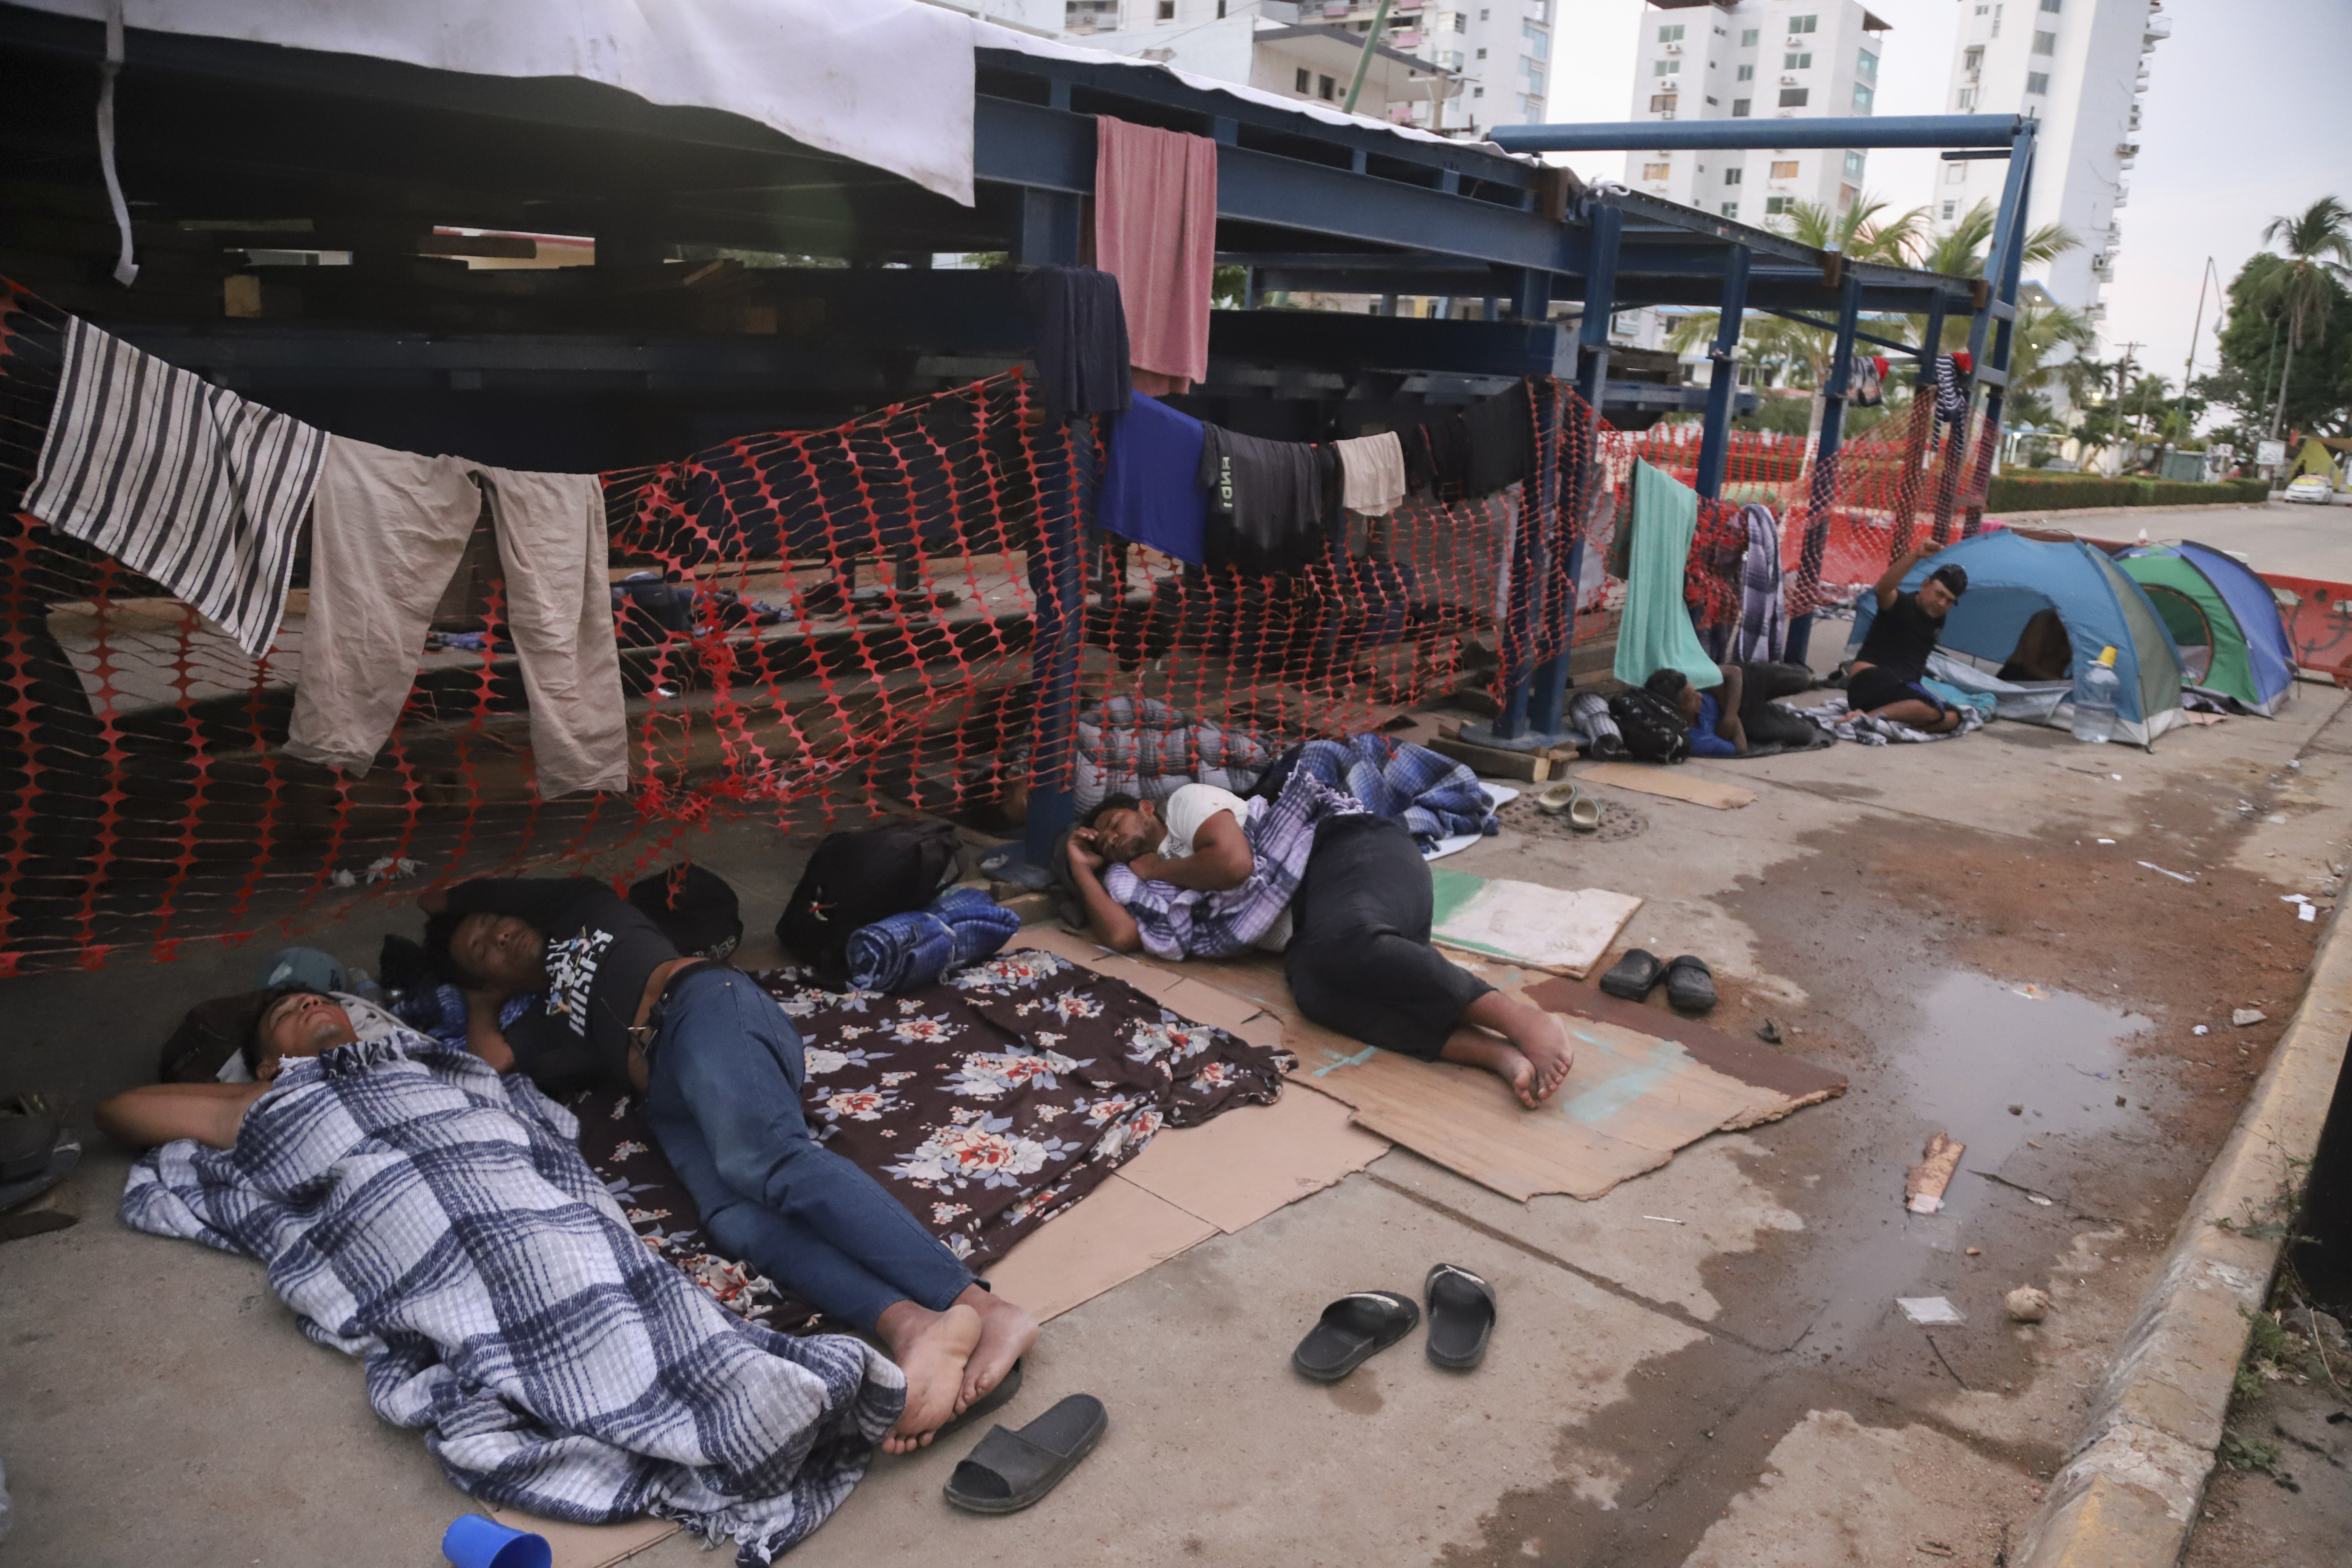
[101,994,900,1565]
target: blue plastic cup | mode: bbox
[441,1513,552,1568]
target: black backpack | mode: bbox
[776,818,965,986]
[1606,688,1693,765]
[628,861,745,961]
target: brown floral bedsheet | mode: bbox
[571,946,1294,1331]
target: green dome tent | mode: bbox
[2118,541,2297,715]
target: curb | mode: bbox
[1983,501,2275,526]
[2018,896,2352,1566]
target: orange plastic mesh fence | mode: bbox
[1,272,1980,973]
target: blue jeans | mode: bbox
[642,966,974,1329]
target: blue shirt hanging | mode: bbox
[1099,391,1207,566]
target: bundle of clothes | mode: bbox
[1073,696,1279,813]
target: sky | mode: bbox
[1542,0,2352,403]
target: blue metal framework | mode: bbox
[0,11,2033,844]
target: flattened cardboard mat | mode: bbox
[1012,922,1845,1207]
[1427,867,1643,977]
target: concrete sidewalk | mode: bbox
[3,687,2348,1568]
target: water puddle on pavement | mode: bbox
[1801,971,2147,1356]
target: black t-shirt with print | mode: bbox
[445,877,678,1096]
[1854,590,1948,682]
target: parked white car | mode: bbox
[2283,473,2337,504]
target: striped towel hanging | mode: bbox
[22,317,326,660]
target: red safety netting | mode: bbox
[3,266,1974,974]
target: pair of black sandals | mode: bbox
[1291,1264,1497,1381]
[1599,948,1717,1012]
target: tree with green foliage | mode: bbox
[2250,196,2352,436]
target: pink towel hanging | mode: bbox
[1093,115,1218,392]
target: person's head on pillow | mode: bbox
[244,988,357,1080]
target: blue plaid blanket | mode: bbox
[1106,768,1362,960]
[1290,734,1496,845]
[847,887,1024,993]
[122,1034,902,1564]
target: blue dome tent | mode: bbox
[1847,532,2187,747]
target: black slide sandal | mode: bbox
[942,1393,1108,1514]
[1599,948,1664,1002]
[1662,955,1717,1012]
[1291,1291,1420,1382]
[1424,1264,1496,1370]
[934,1357,1023,1442]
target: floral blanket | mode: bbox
[576,948,1295,1328]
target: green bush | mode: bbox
[1986,474,2267,512]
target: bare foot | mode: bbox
[1512,1009,1577,1102]
[1439,1031,1540,1109]
[952,1285,1040,1412]
[875,1301,982,1454]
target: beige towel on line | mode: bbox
[285,436,629,799]
[1333,432,1406,516]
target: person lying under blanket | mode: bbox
[1644,661,1824,757]
[416,876,1037,1456]
[1060,771,1577,1109]
[95,990,901,1565]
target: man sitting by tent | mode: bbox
[96,989,902,1562]
[1848,543,1970,733]
[1061,773,1578,1110]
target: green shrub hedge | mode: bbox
[1986,473,2270,513]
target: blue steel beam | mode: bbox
[1695,246,1751,501]
[1491,115,2029,153]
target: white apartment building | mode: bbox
[1062,1,1555,138]
[1624,0,1891,226]
[1929,0,2168,322]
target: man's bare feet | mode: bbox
[1511,1008,1577,1102]
[874,1300,982,1454]
[952,1285,1040,1411]
[1454,992,1577,1106]
[1439,1031,1541,1109]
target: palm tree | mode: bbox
[2252,196,2352,437]
[1912,200,2080,353]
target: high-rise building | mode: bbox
[1625,1,1891,224]
[1928,0,2167,323]
[1059,2,1553,139]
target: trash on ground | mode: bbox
[2232,1008,2268,1027]
[2015,983,2050,1000]
[1898,1296,1967,1326]
[1643,1216,1684,1225]
[1965,1247,1983,1256]
[2027,1193,2055,1206]
[2283,894,2311,903]
[2007,1103,2024,1115]
[1917,1542,1958,1559]
[2005,1286,2052,1323]
[2301,904,2318,922]
[1756,1020,1782,1045]
[1905,1132,1965,1214]
[2193,1024,2209,1036]
[2096,838,2116,844]
[2138,861,2196,884]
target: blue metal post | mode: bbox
[1018,415,1091,871]
[1695,245,1752,501]
[1963,127,2035,535]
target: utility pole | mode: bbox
[1342,0,1395,114]
[2110,341,2141,475]
[2176,258,2217,452]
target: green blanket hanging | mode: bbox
[1612,461,1723,692]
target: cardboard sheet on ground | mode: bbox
[966,930,1393,1321]
[1427,868,1643,977]
[1577,761,1756,810]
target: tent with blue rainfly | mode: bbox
[1846,531,2187,747]
[2117,540,2297,716]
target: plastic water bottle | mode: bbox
[2072,645,2121,744]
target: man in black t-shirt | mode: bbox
[1848,544,1969,733]
[421,876,1037,1456]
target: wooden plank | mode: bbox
[1429,734,1555,782]
[1576,761,1756,810]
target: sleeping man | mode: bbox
[95,989,903,1560]
[1061,775,1577,1109]
[417,876,1035,1456]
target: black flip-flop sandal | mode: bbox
[935,1358,1023,1442]
[1599,948,1664,1002]
[1291,1290,1420,1382]
[1424,1264,1497,1371]
[1662,955,1717,1013]
[942,1393,1108,1515]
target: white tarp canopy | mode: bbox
[18,0,986,202]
